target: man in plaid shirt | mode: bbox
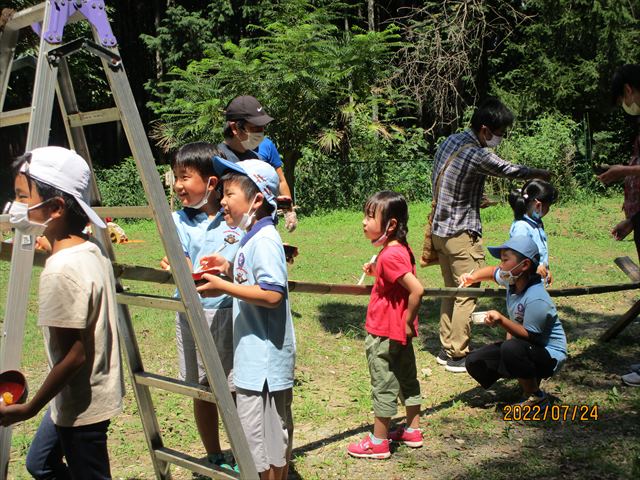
[431,98,550,373]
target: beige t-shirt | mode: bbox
[38,241,124,427]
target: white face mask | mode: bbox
[237,194,259,231]
[240,131,265,151]
[496,260,526,286]
[371,221,391,247]
[622,101,640,116]
[4,200,52,236]
[189,178,212,210]
[485,133,503,148]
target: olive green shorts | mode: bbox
[365,334,422,418]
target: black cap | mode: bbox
[224,95,274,126]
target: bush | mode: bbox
[96,156,171,207]
[495,114,579,200]
[294,126,432,215]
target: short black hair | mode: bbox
[220,171,274,219]
[364,190,410,245]
[222,120,247,139]
[610,64,640,104]
[171,142,221,178]
[11,153,89,234]
[508,179,558,220]
[470,97,515,132]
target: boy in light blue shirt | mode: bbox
[160,142,242,471]
[197,158,295,480]
[459,236,567,406]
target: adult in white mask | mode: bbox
[596,64,640,389]
[426,97,551,374]
[218,95,297,231]
[597,65,640,254]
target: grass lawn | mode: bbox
[1,195,639,479]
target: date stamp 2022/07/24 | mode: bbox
[503,404,599,422]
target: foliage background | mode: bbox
[1,0,639,211]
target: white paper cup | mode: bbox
[471,311,488,325]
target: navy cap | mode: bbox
[488,236,540,266]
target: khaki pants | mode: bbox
[433,231,486,358]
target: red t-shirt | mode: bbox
[365,243,418,345]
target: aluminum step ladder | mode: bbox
[0,2,257,479]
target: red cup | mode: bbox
[0,370,28,405]
[192,268,221,284]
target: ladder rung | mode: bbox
[5,3,45,31]
[134,372,216,403]
[0,107,31,127]
[6,3,82,31]
[116,292,185,312]
[94,205,153,218]
[67,107,120,127]
[154,447,238,479]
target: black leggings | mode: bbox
[466,338,557,390]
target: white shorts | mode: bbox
[236,387,293,473]
[176,308,234,391]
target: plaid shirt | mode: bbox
[623,132,640,219]
[431,129,531,237]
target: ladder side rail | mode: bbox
[117,303,172,479]
[0,28,19,110]
[96,41,258,479]
[54,57,172,478]
[0,2,57,477]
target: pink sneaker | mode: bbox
[388,426,423,447]
[347,434,391,459]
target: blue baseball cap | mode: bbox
[212,157,279,218]
[487,236,540,266]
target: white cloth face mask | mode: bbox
[4,200,52,236]
[189,178,212,210]
[622,101,640,116]
[237,194,259,231]
[240,131,265,151]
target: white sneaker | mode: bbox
[621,371,640,387]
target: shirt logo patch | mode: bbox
[238,253,245,268]
[515,303,525,323]
[224,234,238,244]
[235,268,248,284]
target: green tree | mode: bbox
[148,0,405,195]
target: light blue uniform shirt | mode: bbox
[232,217,296,392]
[173,209,242,309]
[509,215,549,267]
[496,271,567,370]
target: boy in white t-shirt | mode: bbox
[0,147,124,479]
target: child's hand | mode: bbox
[196,274,228,298]
[537,264,552,286]
[0,402,34,426]
[199,254,228,273]
[405,323,415,338]
[363,262,376,276]
[484,310,503,327]
[458,272,475,288]
[611,219,633,241]
[160,256,170,271]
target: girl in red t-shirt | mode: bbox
[347,191,425,460]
